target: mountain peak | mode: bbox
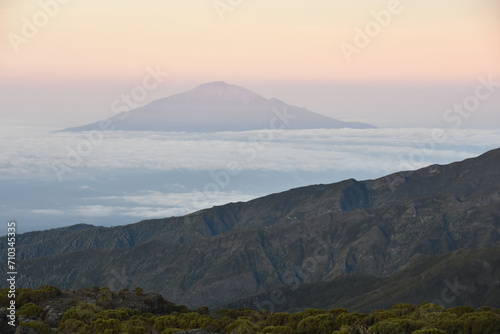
[169,81,266,105]
[199,80,230,87]
[62,82,377,132]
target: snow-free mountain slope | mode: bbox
[63,81,376,132]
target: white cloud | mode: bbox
[32,209,64,215]
[0,128,499,181]
[120,207,192,219]
[31,190,259,220]
[99,190,259,215]
[73,205,121,217]
[166,183,185,190]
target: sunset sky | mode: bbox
[1,0,499,127]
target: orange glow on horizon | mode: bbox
[1,0,498,85]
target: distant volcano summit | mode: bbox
[63,81,376,132]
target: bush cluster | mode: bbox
[1,286,499,333]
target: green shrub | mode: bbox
[177,312,202,329]
[96,308,140,321]
[392,303,417,316]
[421,311,457,324]
[19,321,52,334]
[58,319,92,334]
[122,314,156,333]
[418,303,446,315]
[432,319,462,333]
[372,310,398,323]
[328,308,348,319]
[282,312,308,331]
[214,308,244,319]
[412,329,447,334]
[297,314,335,334]
[261,313,291,328]
[18,302,44,318]
[214,316,233,331]
[153,315,179,331]
[160,329,182,334]
[125,326,146,334]
[332,325,352,334]
[462,312,500,334]
[0,288,10,307]
[175,312,217,330]
[174,304,190,314]
[198,314,220,331]
[93,317,122,334]
[470,317,500,334]
[117,289,128,300]
[196,306,210,315]
[61,302,102,324]
[97,288,114,309]
[356,314,375,328]
[225,318,259,334]
[304,308,325,316]
[335,312,364,328]
[446,306,475,317]
[17,286,62,306]
[261,325,294,334]
[370,318,425,334]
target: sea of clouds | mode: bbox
[1,126,499,233]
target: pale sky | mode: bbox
[1,0,499,127]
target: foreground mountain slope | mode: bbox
[14,197,500,309]
[227,246,500,312]
[3,148,500,310]
[63,81,376,132]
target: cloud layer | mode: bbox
[1,127,499,181]
[2,126,499,233]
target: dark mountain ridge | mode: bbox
[2,148,500,311]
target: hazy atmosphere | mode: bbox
[2,0,500,128]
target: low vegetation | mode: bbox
[1,286,500,333]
